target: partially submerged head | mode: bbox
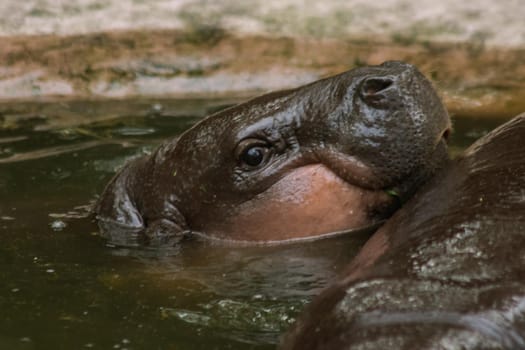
[96,61,450,245]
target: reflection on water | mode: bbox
[0,98,512,349]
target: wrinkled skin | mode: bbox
[281,114,525,350]
[95,61,450,246]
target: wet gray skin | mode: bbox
[281,114,525,350]
[95,61,451,246]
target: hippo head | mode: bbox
[96,61,450,246]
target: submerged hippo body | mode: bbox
[95,61,450,246]
[281,115,525,349]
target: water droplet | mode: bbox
[252,294,264,300]
[46,269,55,273]
[151,103,163,112]
[50,220,67,231]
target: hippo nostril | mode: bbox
[360,77,394,98]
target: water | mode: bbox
[0,98,512,349]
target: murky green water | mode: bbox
[0,98,511,349]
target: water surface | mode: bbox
[0,98,511,349]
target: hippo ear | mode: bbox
[95,163,145,247]
[95,159,188,247]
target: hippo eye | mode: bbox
[242,147,267,166]
[235,139,271,169]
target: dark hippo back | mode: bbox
[281,114,525,349]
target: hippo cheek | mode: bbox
[196,164,394,242]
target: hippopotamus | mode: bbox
[95,61,450,246]
[281,114,525,349]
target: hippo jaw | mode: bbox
[95,61,450,246]
[191,162,395,243]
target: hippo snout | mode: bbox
[337,61,450,198]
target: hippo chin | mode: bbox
[281,114,525,349]
[95,61,450,246]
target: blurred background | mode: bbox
[1,0,525,117]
